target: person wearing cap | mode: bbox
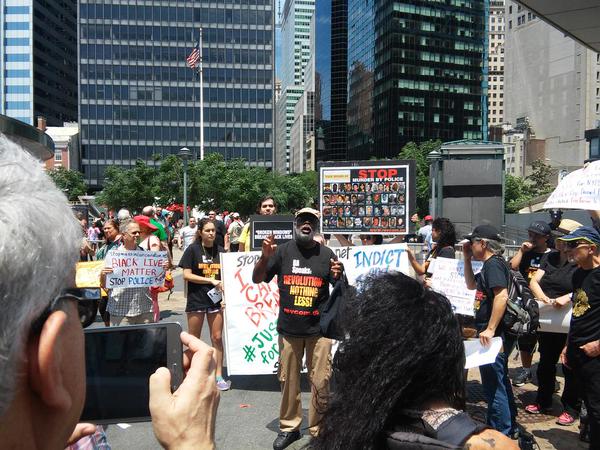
[101,221,155,325]
[509,220,552,387]
[417,214,434,250]
[559,226,600,448]
[525,219,582,425]
[227,212,244,252]
[463,224,518,437]
[135,214,161,251]
[252,207,344,450]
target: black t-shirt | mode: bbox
[538,250,577,298]
[213,220,226,249]
[517,250,547,282]
[265,240,336,337]
[179,242,224,310]
[474,256,509,335]
[569,267,600,347]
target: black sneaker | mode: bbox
[512,369,532,387]
[273,431,301,450]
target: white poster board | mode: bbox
[333,243,410,285]
[430,257,483,317]
[464,337,502,369]
[544,160,600,210]
[104,250,167,288]
[222,252,281,375]
[537,301,572,334]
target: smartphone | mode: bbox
[81,322,184,424]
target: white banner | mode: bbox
[104,250,167,288]
[430,257,483,317]
[222,252,281,375]
[544,160,600,210]
[538,301,572,334]
[333,243,410,285]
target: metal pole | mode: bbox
[199,28,204,161]
[183,159,189,224]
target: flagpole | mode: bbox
[198,28,204,161]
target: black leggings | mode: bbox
[536,332,581,416]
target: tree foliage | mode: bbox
[95,154,316,216]
[504,160,555,213]
[47,166,87,201]
[397,140,441,216]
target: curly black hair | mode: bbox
[311,272,465,450]
[432,217,456,249]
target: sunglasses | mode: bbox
[565,240,591,249]
[30,288,101,334]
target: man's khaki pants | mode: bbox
[278,334,332,436]
[109,312,153,326]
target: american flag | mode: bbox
[186,44,200,69]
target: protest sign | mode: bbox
[544,160,600,210]
[104,250,167,288]
[464,337,502,369]
[250,215,295,251]
[76,261,104,288]
[221,252,281,375]
[430,257,483,317]
[332,243,411,285]
[538,301,571,333]
[319,160,416,235]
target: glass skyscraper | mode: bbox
[79,1,274,188]
[0,0,77,126]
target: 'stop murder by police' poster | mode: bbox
[319,161,416,235]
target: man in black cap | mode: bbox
[253,207,343,449]
[559,226,600,448]
[509,220,551,387]
[463,224,518,438]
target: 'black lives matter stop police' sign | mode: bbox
[250,215,295,251]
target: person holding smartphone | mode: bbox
[179,218,231,391]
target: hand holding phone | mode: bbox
[150,332,220,450]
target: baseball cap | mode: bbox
[552,219,582,237]
[557,226,600,246]
[424,215,433,221]
[133,215,158,231]
[464,224,502,242]
[233,212,240,218]
[295,207,320,220]
[527,220,551,236]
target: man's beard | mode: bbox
[295,229,315,247]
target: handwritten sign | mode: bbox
[538,301,572,333]
[222,252,281,375]
[333,243,411,286]
[544,160,600,210]
[76,261,104,288]
[430,257,483,317]
[104,250,167,288]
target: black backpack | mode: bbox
[494,256,540,337]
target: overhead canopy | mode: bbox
[516,1,600,52]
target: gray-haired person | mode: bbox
[0,138,219,449]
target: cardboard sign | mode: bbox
[104,250,167,288]
[250,215,295,251]
[76,261,104,288]
[544,160,600,210]
[221,252,281,375]
[319,161,416,235]
[430,257,483,317]
[538,301,572,334]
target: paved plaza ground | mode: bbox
[101,249,588,449]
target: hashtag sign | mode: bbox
[243,345,256,362]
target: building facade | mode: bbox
[0,0,77,126]
[274,0,314,173]
[356,0,488,159]
[79,1,274,188]
[44,122,80,171]
[504,0,600,177]
[487,0,505,130]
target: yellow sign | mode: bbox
[76,261,104,287]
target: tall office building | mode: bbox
[344,0,487,160]
[79,1,274,188]
[0,0,77,126]
[504,0,600,176]
[487,0,505,131]
[274,0,314,173]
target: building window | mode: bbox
[54,151,62,162]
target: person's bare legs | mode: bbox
[187,312,206,340]
[207,311,224,378]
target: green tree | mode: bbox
[526,160,553,197]
[397,140,442,216]
[96,160,158,212]
[504,174,532,213]
[47,166,87,201]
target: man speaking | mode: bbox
[253,208,343,450]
